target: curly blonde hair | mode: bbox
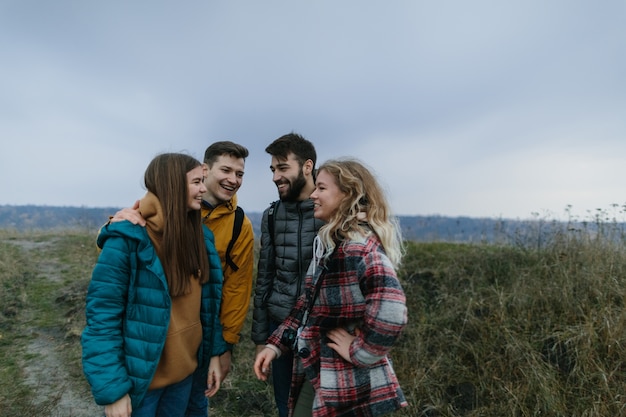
[315,158,404,268]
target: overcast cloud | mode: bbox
[1,1,625,220]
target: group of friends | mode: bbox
[80,133,409,417]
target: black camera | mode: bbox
[280,328,298,351]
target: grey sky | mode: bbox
[1,1,625,220]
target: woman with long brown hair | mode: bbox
[82,153,226,417]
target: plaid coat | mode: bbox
[267,233,408,417]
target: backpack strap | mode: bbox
[268,200,279,247]
[225,206,244,272]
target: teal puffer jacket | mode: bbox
[81,220,226,409]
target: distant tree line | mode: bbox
[0,204,588,244]
[0,205,119,231]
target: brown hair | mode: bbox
[265,132,317,168]
[203,141,249,167]
[144,153,210,296]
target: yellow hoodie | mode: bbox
[201,194,254,345]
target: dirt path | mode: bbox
[9,238,103,417]
[22,328,102,416]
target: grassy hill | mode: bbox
[2,216,626,416]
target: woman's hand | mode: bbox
[326,327,360,363]
[104,393,132,417]
[205,355,222,398]
[253,346,278,381]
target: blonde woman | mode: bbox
[255,158,408,417]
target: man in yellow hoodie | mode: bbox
[110,141,254,416]
[197,141,254,365]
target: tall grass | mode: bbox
[396,218,626,416]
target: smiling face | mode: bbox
[187,165,207,211]
[270,152,308,202]
[310,168,346,222]
[203,154,245,206]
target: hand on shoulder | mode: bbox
[111,200,146,226]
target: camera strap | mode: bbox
[299,240,336,333]
[300,266,326,329]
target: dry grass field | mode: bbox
[2,215,626,416]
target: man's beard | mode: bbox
[280,171,307,202]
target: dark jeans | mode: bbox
[133,374,193,417]
[270,320,294,417]
[185,367,209,417]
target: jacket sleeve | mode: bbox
[220,216,255,345]
[350,249,408,367]
[81,236,134,406]
[251,208,275,344]
[202,226,228,359]
[266,292,308,352]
